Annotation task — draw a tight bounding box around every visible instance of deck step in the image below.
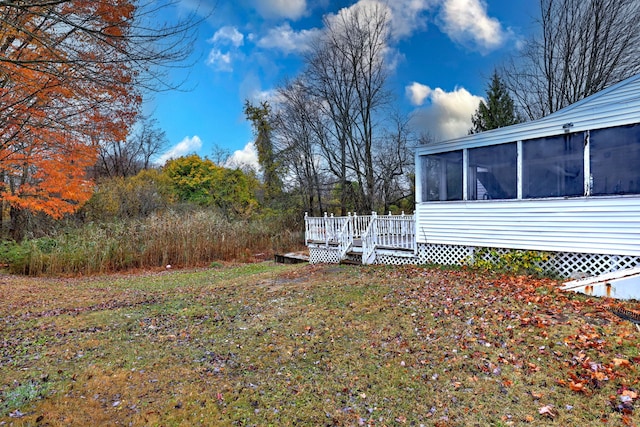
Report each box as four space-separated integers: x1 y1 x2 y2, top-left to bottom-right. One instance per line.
274 252 309 264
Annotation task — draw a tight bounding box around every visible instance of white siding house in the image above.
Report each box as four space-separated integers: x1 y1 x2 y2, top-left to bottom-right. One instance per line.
306 74 640 276
414 73 640 276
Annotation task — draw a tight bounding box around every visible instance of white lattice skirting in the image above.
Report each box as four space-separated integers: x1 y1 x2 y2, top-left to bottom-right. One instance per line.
309 244 640 277
309 247 341 264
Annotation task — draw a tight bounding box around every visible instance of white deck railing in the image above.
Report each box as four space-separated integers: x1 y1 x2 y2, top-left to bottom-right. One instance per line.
352 214 373 238
305 212 416 264
374 214 417 252
305 213 349 245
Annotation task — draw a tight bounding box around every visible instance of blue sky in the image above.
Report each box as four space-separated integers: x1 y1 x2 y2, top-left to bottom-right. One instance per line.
150 0 539 167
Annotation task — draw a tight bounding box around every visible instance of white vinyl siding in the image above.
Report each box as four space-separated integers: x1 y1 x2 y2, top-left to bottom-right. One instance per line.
415 197 640 256
414 74 640 258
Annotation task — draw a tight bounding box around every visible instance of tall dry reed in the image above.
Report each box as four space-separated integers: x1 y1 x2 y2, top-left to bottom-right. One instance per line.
1 210 303 276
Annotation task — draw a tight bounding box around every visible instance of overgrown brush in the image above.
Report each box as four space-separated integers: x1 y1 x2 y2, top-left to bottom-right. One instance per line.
0 210 303 276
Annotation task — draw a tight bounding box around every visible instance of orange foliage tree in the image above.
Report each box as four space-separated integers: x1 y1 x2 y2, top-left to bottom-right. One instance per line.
0 1 196 237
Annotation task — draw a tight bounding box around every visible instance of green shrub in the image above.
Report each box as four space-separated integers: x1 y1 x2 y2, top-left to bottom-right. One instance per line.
466 248 552 277
0 240 30 274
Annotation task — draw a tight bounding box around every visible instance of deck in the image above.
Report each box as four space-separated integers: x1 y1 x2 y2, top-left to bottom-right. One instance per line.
304 212 417 264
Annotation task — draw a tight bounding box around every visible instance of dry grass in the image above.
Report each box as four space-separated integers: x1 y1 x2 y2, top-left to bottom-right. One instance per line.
2 210 304 275
0 263 638 426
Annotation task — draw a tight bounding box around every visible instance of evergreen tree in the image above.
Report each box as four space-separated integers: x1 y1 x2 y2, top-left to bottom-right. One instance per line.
469 71 521 134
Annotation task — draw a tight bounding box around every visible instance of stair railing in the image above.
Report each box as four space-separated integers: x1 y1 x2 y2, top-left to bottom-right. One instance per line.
361 212 378 265
337 214 354 259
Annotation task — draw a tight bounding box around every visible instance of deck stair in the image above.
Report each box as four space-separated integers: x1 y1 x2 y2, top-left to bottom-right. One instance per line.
305 212 416 265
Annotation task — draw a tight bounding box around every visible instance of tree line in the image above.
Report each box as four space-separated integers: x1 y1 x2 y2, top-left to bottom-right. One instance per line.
246 2 416 217
1 0 639 242
0 0 199 238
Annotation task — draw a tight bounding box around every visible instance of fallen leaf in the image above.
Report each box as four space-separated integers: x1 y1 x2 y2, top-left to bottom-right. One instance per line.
569 381 586 393
538 405 557 419
530 391 543 400
613 358 631 367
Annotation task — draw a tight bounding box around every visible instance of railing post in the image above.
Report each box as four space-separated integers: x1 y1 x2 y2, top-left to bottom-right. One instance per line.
413 213 417 254
330 213 334 243
372 211 377 247
324 212 329 246
304 212 308 243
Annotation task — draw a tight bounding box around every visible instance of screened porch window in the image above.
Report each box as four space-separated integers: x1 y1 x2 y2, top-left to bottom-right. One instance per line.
421 150 463 201
522 133 584 198
590 123 640 196
468 143 517 200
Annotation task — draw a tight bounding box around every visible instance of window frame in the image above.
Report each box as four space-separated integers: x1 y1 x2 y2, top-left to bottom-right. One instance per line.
467 142 518 200
420 150 463 202
418 123 640 203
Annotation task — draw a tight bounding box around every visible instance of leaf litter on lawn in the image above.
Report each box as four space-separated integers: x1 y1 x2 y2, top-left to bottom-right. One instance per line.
0 263 638 426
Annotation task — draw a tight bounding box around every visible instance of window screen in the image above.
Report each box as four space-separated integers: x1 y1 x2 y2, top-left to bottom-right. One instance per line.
590 123 640 196
421 151 463 201
522 133 584 198
468 143 517 200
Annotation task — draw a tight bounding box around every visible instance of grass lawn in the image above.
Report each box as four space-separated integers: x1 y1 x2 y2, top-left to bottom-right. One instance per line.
0 263 638 426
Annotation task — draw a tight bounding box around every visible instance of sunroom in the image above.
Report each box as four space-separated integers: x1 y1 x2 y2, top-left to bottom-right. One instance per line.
414 74 640 277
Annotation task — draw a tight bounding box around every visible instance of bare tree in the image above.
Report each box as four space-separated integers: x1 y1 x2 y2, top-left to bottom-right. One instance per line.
95 116 168 178
304 25 355 214
273 78 329 215
503 0 640 119
374 113 415 212
304 2 392 213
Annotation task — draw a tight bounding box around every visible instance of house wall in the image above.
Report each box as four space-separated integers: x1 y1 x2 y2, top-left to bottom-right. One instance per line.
414 74 640 260
415 196 640 256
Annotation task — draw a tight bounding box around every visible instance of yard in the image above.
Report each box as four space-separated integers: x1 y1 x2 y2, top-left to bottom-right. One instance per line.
0 263 638 426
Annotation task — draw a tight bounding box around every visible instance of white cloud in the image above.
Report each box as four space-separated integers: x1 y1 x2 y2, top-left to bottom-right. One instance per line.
254 89 280 104
253 0 308 20
257 23 321 54
326 0 390 35
386 0 438 40
325 0 435 41
407 85 483 141
406 82 432 106
438 0 508 52
206 27 245 72
320 0 509 51
156 135 203 165
226 142 260 172
206 48 233 72
211 26 244 47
